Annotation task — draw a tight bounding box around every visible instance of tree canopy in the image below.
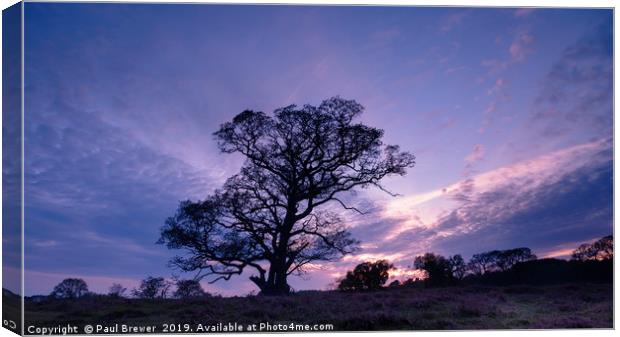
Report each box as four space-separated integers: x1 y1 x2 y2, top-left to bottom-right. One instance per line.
50 278 89 299
132 276 171 299
468 248 536 274
572 235 613 261
414 253 454 286
159 97 415 295
173 279 208 299
337 260 394 291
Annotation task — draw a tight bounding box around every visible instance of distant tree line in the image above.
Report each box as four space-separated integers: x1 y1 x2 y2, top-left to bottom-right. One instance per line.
413 247 537 286
337 235 613 291
571 235 613 261
36 235 613 299
45 276 210 300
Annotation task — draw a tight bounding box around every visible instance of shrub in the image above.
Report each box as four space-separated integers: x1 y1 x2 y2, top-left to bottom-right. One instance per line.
338 260 393 291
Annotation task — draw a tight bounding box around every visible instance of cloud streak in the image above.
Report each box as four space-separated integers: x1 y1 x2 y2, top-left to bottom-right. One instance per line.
531 22 612 142
357 138 612 268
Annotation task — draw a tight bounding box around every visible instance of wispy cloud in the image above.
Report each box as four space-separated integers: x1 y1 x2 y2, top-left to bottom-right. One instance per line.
464 144 485 164
357 138 612 265
531 22 612 141
509 32 535 62
80 231 166 257
439 10 472 32
538 238 600 259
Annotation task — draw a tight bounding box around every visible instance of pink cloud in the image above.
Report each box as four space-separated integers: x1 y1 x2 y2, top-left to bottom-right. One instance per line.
509 33 535 61
465 144 485 164
487 78 507 95
539 237 600 259
485 101 497 114
481 32 536 77
378 138 611 245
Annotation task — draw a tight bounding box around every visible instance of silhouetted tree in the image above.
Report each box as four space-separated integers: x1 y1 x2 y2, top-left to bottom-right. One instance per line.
495 248 537 271
468 252 494 275
414 253 453 286
338 260 394 291
468 248 536 274
448 254 467 280
50 278 89 299
173 279 208 299
572 235 613 261
159 97 415 295
108 283 127 298
132 277 171 299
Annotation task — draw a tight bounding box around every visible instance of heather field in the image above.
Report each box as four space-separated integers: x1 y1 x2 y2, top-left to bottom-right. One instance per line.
23 283 612 332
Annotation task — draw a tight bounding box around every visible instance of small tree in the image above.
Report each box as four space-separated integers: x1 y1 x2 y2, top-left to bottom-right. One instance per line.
448 254 467 280
50 278 89 299
572 235 613 261
414 253 452 286
132 276 171 299
173 279 208 299
468 251 500 275
108 283 127 298
337 260 394 291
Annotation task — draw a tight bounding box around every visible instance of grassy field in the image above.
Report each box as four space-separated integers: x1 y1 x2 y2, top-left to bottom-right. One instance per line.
23 283 612 332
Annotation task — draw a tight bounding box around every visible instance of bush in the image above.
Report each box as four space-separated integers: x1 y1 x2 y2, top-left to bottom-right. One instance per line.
338 260 393 291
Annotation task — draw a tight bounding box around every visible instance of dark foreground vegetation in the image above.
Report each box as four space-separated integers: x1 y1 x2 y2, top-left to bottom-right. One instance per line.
3 289 21 334
23 282 612 331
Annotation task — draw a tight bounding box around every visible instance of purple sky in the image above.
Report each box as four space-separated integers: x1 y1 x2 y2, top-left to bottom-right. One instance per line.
15 4 612 296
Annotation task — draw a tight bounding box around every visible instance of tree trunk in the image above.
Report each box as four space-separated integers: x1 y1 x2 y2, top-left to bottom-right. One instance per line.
249 259 290 296
249 208 295 296
249 272 290 295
